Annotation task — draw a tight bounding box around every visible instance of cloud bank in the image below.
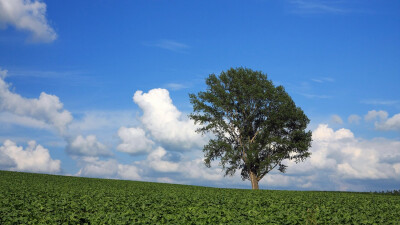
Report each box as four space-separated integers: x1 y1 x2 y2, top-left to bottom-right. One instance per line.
269 124 400 191
0 69 109 159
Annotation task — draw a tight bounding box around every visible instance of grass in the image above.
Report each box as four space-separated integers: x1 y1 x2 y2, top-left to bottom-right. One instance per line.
1 170 399 224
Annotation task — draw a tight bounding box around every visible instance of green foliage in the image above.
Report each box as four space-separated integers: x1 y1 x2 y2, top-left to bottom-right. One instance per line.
189 68 312 187
1 170 400 224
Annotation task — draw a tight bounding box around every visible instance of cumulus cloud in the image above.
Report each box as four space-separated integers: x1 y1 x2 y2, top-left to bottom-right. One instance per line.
0 0 57 42
74 88 216 183
133 88 205 150
178 158 224 181
76 147 209 183
348 114 361 124
139 145 225 182
117 127 154 155
0 150 17 169
282 124 400 191
0 68 113 159
313 124 354 140
261 173 316 189
73 121 400 191
0 139 60 173
331 114 343 124
0 72 73 133
76 157 118 178
117 164 142 180
364 110 388 121
66 135 111 157
76 157 141 180
375 113 400 131
364 110 400 131
146 147 180 173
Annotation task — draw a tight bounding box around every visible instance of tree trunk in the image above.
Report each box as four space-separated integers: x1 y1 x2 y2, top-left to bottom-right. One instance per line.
250 171 259 190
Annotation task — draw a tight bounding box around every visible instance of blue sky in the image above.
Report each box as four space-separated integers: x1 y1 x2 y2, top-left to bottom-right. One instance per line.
0 0 399 191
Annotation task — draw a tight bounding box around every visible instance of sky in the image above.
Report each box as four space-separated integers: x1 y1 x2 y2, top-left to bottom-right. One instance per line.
0 0 399 192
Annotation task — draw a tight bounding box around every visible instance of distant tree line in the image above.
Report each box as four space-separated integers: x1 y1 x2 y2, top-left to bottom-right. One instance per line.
372 189 400 195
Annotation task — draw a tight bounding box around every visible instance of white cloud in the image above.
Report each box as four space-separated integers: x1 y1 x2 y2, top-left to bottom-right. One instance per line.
76 157 141 181
348 114 361 124
178 158 224 181
261 173 314 188
133 146 225 182
0 149 16 169
76 146 222 183
0 74 73 133
76 158 119 178
149 122 400 190
312 124 354 141
66 135 111 157
117 127 154 155
117 164 142 180
364 110 400 131
0 0 57 43
364 110 388 121
0 139 60 173
72 122 400 191
133 88 205 150
286 124 400 184
146 147 179 173
331 114 343 124
375 113 400 131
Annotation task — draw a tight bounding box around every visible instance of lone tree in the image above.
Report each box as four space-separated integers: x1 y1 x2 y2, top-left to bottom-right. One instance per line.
189 68 312 189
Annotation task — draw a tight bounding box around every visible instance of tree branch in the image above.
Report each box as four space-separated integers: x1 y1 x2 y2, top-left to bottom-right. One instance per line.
250 130 260 143
257 162 279 181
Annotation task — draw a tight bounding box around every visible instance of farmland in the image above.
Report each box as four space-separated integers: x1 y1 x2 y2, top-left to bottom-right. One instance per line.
0 170 399 224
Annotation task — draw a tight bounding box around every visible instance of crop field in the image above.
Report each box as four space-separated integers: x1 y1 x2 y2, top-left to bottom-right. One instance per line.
0 170 399 224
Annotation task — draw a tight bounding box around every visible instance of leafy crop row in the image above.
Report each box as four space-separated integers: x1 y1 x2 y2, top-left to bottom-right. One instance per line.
1 170 399 224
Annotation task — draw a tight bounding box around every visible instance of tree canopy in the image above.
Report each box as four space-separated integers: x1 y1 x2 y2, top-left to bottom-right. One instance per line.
189 68 312 189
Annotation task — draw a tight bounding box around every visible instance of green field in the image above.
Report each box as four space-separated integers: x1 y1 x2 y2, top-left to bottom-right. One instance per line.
0 170 399 224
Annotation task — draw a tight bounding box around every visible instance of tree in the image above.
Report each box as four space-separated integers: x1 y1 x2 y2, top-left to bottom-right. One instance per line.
189 68 312 189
